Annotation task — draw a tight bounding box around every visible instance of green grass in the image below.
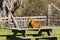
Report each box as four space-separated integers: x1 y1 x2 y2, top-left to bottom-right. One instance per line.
52 27 60 40
0 27 60 40
0 28 13 40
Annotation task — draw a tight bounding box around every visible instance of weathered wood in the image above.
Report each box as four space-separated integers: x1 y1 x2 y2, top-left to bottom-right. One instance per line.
11 13 19 28
3 27 52 37
48 4 52 26
51 3 60 11
0 16 47 28
15 19 46 22
0 16 46 19
15 16 47 19
0 17 9 19
19 36 57 40
20 36 57 39
7 27 52 37
0 35 13 37
48 3 60 25
4 27 52 30
0 17 46 22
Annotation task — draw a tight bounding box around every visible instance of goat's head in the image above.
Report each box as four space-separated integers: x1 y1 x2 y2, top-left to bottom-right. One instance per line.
28 17 33 23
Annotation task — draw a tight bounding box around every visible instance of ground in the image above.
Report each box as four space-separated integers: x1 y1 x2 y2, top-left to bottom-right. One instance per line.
0 26 60 40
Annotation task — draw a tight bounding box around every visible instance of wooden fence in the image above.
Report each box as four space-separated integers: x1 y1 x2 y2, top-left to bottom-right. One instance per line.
0 15 60 28
0 16 47 28
49 15 60 25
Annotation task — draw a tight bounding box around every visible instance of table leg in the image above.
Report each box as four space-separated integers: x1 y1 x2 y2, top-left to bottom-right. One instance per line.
22 30 26 37
47 31 50 36
35 38 39 40
12 30 17 40
38 30 42 36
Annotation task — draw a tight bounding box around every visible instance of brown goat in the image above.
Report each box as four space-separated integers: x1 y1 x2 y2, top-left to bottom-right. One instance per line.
28 18 42 28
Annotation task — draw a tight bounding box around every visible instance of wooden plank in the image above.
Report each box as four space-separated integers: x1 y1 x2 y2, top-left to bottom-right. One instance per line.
0 35 22 37
15 16 47 19
0 16 47 21
0 16 47 20
1 18 46 22
16 19 46 21
51 20 60 22
51 3 60 11
4 27 52 30
0 17 9 19
0 35 13 37
11 13 19 28
19 36 57 39
0 16 46 21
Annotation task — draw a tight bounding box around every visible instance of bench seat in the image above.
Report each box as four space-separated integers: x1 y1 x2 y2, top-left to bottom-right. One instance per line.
19 36 57 40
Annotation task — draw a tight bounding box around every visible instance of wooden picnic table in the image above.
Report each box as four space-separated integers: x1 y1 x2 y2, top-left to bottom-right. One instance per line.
1 27 57 40
4 27 52 37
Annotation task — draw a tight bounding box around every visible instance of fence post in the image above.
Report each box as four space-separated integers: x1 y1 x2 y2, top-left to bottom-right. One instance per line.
47 4 52 26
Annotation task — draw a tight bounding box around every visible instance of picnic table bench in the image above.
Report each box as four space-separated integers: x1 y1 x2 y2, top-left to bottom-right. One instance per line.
0 35 57 40
19 36 57 40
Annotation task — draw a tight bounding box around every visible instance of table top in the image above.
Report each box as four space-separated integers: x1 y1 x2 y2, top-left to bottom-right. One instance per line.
4 27 52 30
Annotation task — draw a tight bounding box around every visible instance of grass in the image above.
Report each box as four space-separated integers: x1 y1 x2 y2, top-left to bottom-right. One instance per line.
0 27 60 40
52 27 60 40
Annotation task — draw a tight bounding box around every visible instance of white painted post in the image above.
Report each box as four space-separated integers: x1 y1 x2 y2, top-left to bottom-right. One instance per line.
48 4 51 26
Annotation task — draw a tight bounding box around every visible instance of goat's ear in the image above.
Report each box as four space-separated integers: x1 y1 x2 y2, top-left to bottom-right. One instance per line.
28 19 30 22
28 17 32 22
28 18 31 22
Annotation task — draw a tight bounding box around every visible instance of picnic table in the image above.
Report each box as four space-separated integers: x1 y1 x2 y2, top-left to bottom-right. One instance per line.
2 27 57 40
10 27 52 37
4 27 52 37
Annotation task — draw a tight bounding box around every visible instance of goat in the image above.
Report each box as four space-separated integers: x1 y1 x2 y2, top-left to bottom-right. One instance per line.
28 18 42 28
